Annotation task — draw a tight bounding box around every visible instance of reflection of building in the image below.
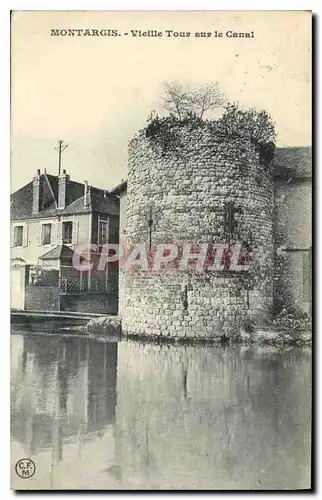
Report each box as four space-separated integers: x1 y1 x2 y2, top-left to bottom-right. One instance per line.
11 335 117 463
10 169 119 312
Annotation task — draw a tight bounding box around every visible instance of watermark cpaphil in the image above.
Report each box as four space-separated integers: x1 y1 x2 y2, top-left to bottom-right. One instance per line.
72 242 252 274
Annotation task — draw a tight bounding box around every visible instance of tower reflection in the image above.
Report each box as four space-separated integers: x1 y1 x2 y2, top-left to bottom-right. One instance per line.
114 342 311 490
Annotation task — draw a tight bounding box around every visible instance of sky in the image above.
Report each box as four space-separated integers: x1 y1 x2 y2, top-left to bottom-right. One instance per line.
11 10 311 193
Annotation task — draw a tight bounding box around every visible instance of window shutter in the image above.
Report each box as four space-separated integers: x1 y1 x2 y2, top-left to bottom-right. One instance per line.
51 222 58 246
37 224 42 246
22 224 28 247
58 221 63 245
72 220 79 245
10 225 14 248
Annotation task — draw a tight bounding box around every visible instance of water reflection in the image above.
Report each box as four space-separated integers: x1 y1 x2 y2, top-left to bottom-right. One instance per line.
115 343 311 490
11 334 117 489
11 333 311 490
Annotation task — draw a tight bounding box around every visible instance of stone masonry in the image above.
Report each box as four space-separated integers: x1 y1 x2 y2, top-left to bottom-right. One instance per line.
121 125 274 338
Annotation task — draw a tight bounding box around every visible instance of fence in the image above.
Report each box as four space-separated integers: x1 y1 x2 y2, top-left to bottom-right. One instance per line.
59 266 118 294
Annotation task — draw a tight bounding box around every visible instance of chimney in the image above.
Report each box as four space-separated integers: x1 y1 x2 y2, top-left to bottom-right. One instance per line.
32 169 43 214
84 181 91 207
58 169 70 209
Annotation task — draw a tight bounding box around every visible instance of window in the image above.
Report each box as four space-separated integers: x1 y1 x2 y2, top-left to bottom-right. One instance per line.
13 226 23 247
225 202 242 236
62 221 73 244
41 223 52 245
98 219 108 246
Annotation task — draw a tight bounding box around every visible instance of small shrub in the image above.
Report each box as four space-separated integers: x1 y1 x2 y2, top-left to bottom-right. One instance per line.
273 307 311 332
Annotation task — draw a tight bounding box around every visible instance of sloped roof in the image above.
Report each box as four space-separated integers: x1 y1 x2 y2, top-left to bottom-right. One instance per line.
39 244 77 261
11 173 119 221
273 147 312 178
10 174 58 220
109 180 127 196
11 181 34 219
39 244 87 262
90 187 120 215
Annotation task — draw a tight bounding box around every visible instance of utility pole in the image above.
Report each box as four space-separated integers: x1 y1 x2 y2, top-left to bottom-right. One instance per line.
54 140 68 176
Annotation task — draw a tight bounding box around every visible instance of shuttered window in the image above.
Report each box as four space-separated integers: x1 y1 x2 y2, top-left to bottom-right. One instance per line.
13 226 23 247
62 221 73 244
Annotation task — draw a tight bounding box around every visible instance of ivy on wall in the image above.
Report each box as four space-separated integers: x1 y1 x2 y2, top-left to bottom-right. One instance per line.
143 104 276 164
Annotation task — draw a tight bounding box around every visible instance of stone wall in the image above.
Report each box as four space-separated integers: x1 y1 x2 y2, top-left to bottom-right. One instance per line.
61 293 118 314
121 125 274 338
274 178 312 249
274 177 312 314
25 284 60 311
25 287 118 314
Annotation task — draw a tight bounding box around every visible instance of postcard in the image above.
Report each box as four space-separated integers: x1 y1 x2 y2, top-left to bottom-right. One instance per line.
11 10 312 490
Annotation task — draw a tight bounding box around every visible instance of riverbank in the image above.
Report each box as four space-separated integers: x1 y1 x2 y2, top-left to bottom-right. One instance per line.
85 316 312 346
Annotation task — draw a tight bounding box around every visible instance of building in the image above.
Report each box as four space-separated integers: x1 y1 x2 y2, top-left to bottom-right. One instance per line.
109 180 127 317
10 145 312 322
273 147 312 315
10 169 120 313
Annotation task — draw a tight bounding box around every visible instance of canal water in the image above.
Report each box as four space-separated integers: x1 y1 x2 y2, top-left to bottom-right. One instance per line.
11 330 311 490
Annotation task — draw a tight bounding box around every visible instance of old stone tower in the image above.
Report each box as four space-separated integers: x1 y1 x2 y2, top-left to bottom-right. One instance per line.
121 118 274 339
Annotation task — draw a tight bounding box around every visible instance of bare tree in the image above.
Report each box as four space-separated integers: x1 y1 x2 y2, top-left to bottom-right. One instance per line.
161 82 190 120
161 81 227 119
191 83 227 119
